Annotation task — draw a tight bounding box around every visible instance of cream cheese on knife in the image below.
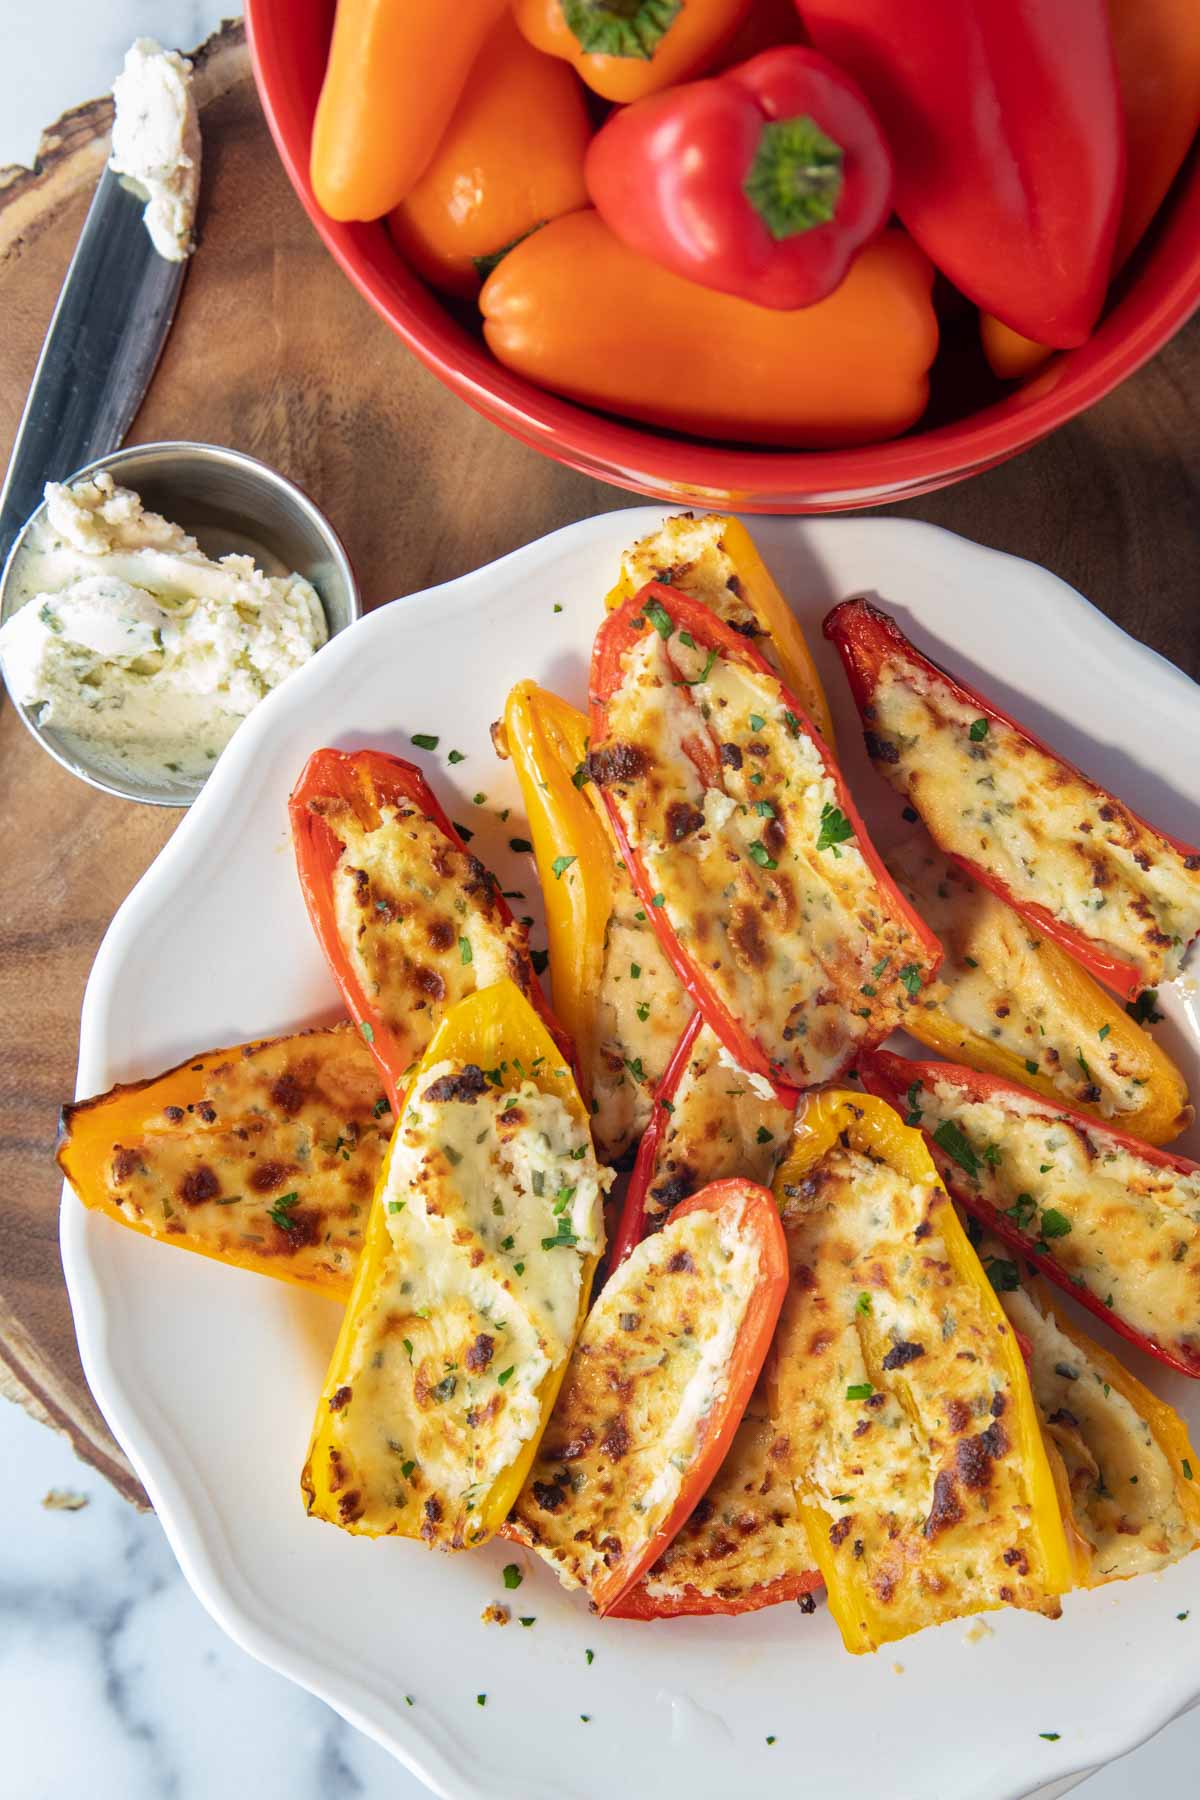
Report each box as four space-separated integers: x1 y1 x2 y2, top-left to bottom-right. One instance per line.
109 37 201 263
0 473 327 785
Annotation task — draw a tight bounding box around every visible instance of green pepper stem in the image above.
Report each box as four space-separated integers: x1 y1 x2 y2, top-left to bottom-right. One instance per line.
561 0 681 60
743 115 845 240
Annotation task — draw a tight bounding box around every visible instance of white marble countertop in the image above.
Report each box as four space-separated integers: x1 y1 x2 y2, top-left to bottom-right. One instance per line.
2 6 1198 1797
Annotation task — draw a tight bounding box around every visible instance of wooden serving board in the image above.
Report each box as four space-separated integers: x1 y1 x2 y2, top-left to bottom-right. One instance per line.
1 22 1197 1506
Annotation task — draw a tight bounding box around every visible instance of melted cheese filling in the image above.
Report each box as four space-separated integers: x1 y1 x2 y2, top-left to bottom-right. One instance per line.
615 515 781 673
514 1201 760 1594
330 802 529 1064
591 887 695 1165
773 1146 1056 1641
915 1081 1200 1362
999 1283 1198 1580
869 660 1200 987
598 628 930 1084
97 1027 388 1286
642 1023 792 1225
317 1065 606 1548
638 1388 811 1601
889 835 1162 1120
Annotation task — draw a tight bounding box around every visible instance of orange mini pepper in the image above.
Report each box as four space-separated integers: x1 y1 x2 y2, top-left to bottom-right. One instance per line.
513 0 751 103
388 14 592 300
480 211 937 447
310 0 506 222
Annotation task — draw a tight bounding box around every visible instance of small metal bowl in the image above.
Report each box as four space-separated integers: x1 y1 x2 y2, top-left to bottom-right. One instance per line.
0 441 360 807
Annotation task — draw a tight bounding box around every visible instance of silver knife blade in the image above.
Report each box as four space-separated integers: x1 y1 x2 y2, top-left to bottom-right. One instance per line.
0 163 187 569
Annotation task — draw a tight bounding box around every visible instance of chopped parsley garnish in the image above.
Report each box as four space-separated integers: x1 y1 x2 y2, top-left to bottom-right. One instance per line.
448 749 466 764
372 1095 389 1117
682 648 719 685
502 1564 523 1590
784 710 801 738
1098 1023 1111 1040
872 957 890 978
624 1056 646 1081
856 1292 872 1315
572 760 590 789
630 961 641 979
410 732 439 751
748 839 778 870
679 630 695 648
644 597 674 639
509 836 533 854
403 1339 414 1361
531 949 549 975
816 803 853 856
968 717 989 742
1038 1732 1060 1742
932 1119 980 1178
749 713 766 731
359 1020 375 1044
636 1001 650 1022
766 1736 776 1747
898 963 922 996
846 1382 874 1401
497 1366 514 1387
1076 1046 1091 1082
477 1694 487 1708
1039 1208 1072 1240
1184 1459 1194 1481
519 1616 535 1628
585 1648 594 1665
387 1200 405 1215
473 792 486 805
1126 988 1163 1026
1005 1193 1036 1231
756 1126 774 1144
831 1494 854 1504
431 1375 457 1403
984 1257 1021 1293
651 892 665 907
459 935 473 965
1025 1059 1039 1076
267 1192 301 1231
551 854 577 879
541 1219 580 1251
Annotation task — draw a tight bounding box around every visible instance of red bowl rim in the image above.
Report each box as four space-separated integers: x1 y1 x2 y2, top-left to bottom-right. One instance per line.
244 0 1200 507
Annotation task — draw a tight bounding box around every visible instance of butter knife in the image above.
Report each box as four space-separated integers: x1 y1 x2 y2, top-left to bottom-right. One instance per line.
0 163 187 569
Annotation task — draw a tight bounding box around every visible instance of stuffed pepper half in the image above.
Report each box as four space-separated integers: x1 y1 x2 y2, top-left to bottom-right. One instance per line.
58 1026 389 1297
886 832 1191 1145
302 980 609 1549
825 598 1200 1002
976 1241 1200 1587
499 682 693 1163
768 1089 1071 1653
589 587 941 1091
864 1050 1200 1380
509 1176 788 1613
289 747 559 1111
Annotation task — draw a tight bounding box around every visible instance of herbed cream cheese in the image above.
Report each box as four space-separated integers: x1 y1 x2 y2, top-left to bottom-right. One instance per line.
0 473 326 785
110 37 201 262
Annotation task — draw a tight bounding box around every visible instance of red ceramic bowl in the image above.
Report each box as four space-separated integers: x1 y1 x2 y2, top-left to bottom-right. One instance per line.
245 0 1200 513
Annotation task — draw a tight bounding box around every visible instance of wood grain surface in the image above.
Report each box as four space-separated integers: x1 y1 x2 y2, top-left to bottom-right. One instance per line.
0 22 1197 1505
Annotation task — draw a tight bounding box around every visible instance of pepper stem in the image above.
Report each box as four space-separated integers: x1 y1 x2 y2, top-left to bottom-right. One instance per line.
561 0 682 60
743 115 845 240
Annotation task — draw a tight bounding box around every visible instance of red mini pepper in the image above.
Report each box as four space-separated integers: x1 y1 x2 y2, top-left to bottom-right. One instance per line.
862 1048 1200 1381
584 46 893 309
288 748 565 1110
590 585 942 1092
824 597 1200 1003
796 0 1125 347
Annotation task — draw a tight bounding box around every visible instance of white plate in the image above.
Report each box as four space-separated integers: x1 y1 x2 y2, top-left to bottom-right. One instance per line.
62 510 1200 1800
